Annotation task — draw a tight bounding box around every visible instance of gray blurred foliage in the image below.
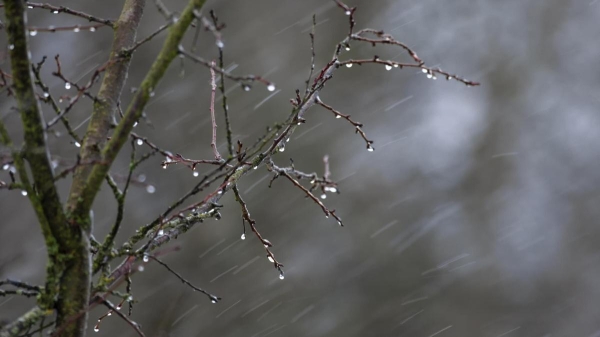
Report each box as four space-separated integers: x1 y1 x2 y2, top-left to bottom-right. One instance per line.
1 0 600 336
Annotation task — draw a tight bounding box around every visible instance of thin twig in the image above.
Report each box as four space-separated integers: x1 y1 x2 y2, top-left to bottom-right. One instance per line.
209 60 222 161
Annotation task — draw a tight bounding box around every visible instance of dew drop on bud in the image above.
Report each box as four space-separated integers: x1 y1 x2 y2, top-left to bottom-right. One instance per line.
73 27 80 33
267 84 276 92
21 190 28 196
320 194 327 199
193 171 199 177
65 82 71 90
74 141 81 148
146 185 156 194
385 65 393 71
267 256 275 263
136 139 143 146
241 233 246 240
345 63 353 68
143 255 149 262
29 30 38 36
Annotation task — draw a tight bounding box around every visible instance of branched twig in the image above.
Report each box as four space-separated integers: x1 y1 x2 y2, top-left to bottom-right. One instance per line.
315 97 373 151
14 2 114 27
95 299 145 337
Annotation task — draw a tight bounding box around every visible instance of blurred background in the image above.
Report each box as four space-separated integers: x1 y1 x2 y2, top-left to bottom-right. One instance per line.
2 0 600 336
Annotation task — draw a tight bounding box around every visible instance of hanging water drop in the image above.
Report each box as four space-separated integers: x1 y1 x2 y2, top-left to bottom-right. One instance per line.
52 10 59 14
136 139 143 146
336 115 342 119
345 46 351 51
133 121 138 127
367 145 374 152
89 26 96 32
393 64 399 68
216 40 224 49
2 164 10 171
345 10 351 15
211 299 217 304
43 92 50 98
385 65 393 71
8 44 14 50
146 185 156 194
279 272 285 280
253 166 258 170
193 171 199 177
137 265 144 272
242 84 251 91
74 141 81 148
65 82 71 90
241 233 246 240
142 255 149 262
73 27 80 33
320 194 327 199
345 63 353 68
158 229 164 236
93 326 99 332
421 68 428 73
21 190 28 196
267 83 276 92
29 30 38 36
278 144 285 152
426 73 433 79
267 256 275 263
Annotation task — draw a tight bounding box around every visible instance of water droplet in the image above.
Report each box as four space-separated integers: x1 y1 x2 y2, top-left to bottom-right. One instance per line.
74 141 81 148
28 5 33 9
52 10 59 14
345 63 353 68
2 164 10 170
421 68 428 73
8 44 14 50
89 27 96 32
158 229 164 236
337 221 342 226
65 82 71 90
279 273 285 280
267 256 275 263
335 115 341 119
149 91 155 97
146 185 155 193
21 190 28 196
162 163 168 169
242 84 251 91
278 145 285 152
193 171 199 177
137 265 144 272
253 166 258 170
426 73 433 79
325 214 329 218
29 30 38 36
393 64 399 68
345 10 351 15
367 145 374 152
446 76 453 81
94 326 100 332
133 121 138 127
241 233 246 240
138 174 146 182
267 84 276 92
143 255 149 262
216 40 224 48
385 65 393 71
320 194 327 199
136 139 143 146
345 46 351 51
326 187 337 193
107 312 112 316
43 92 49 98
211 299 217 304
73 27 80 33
